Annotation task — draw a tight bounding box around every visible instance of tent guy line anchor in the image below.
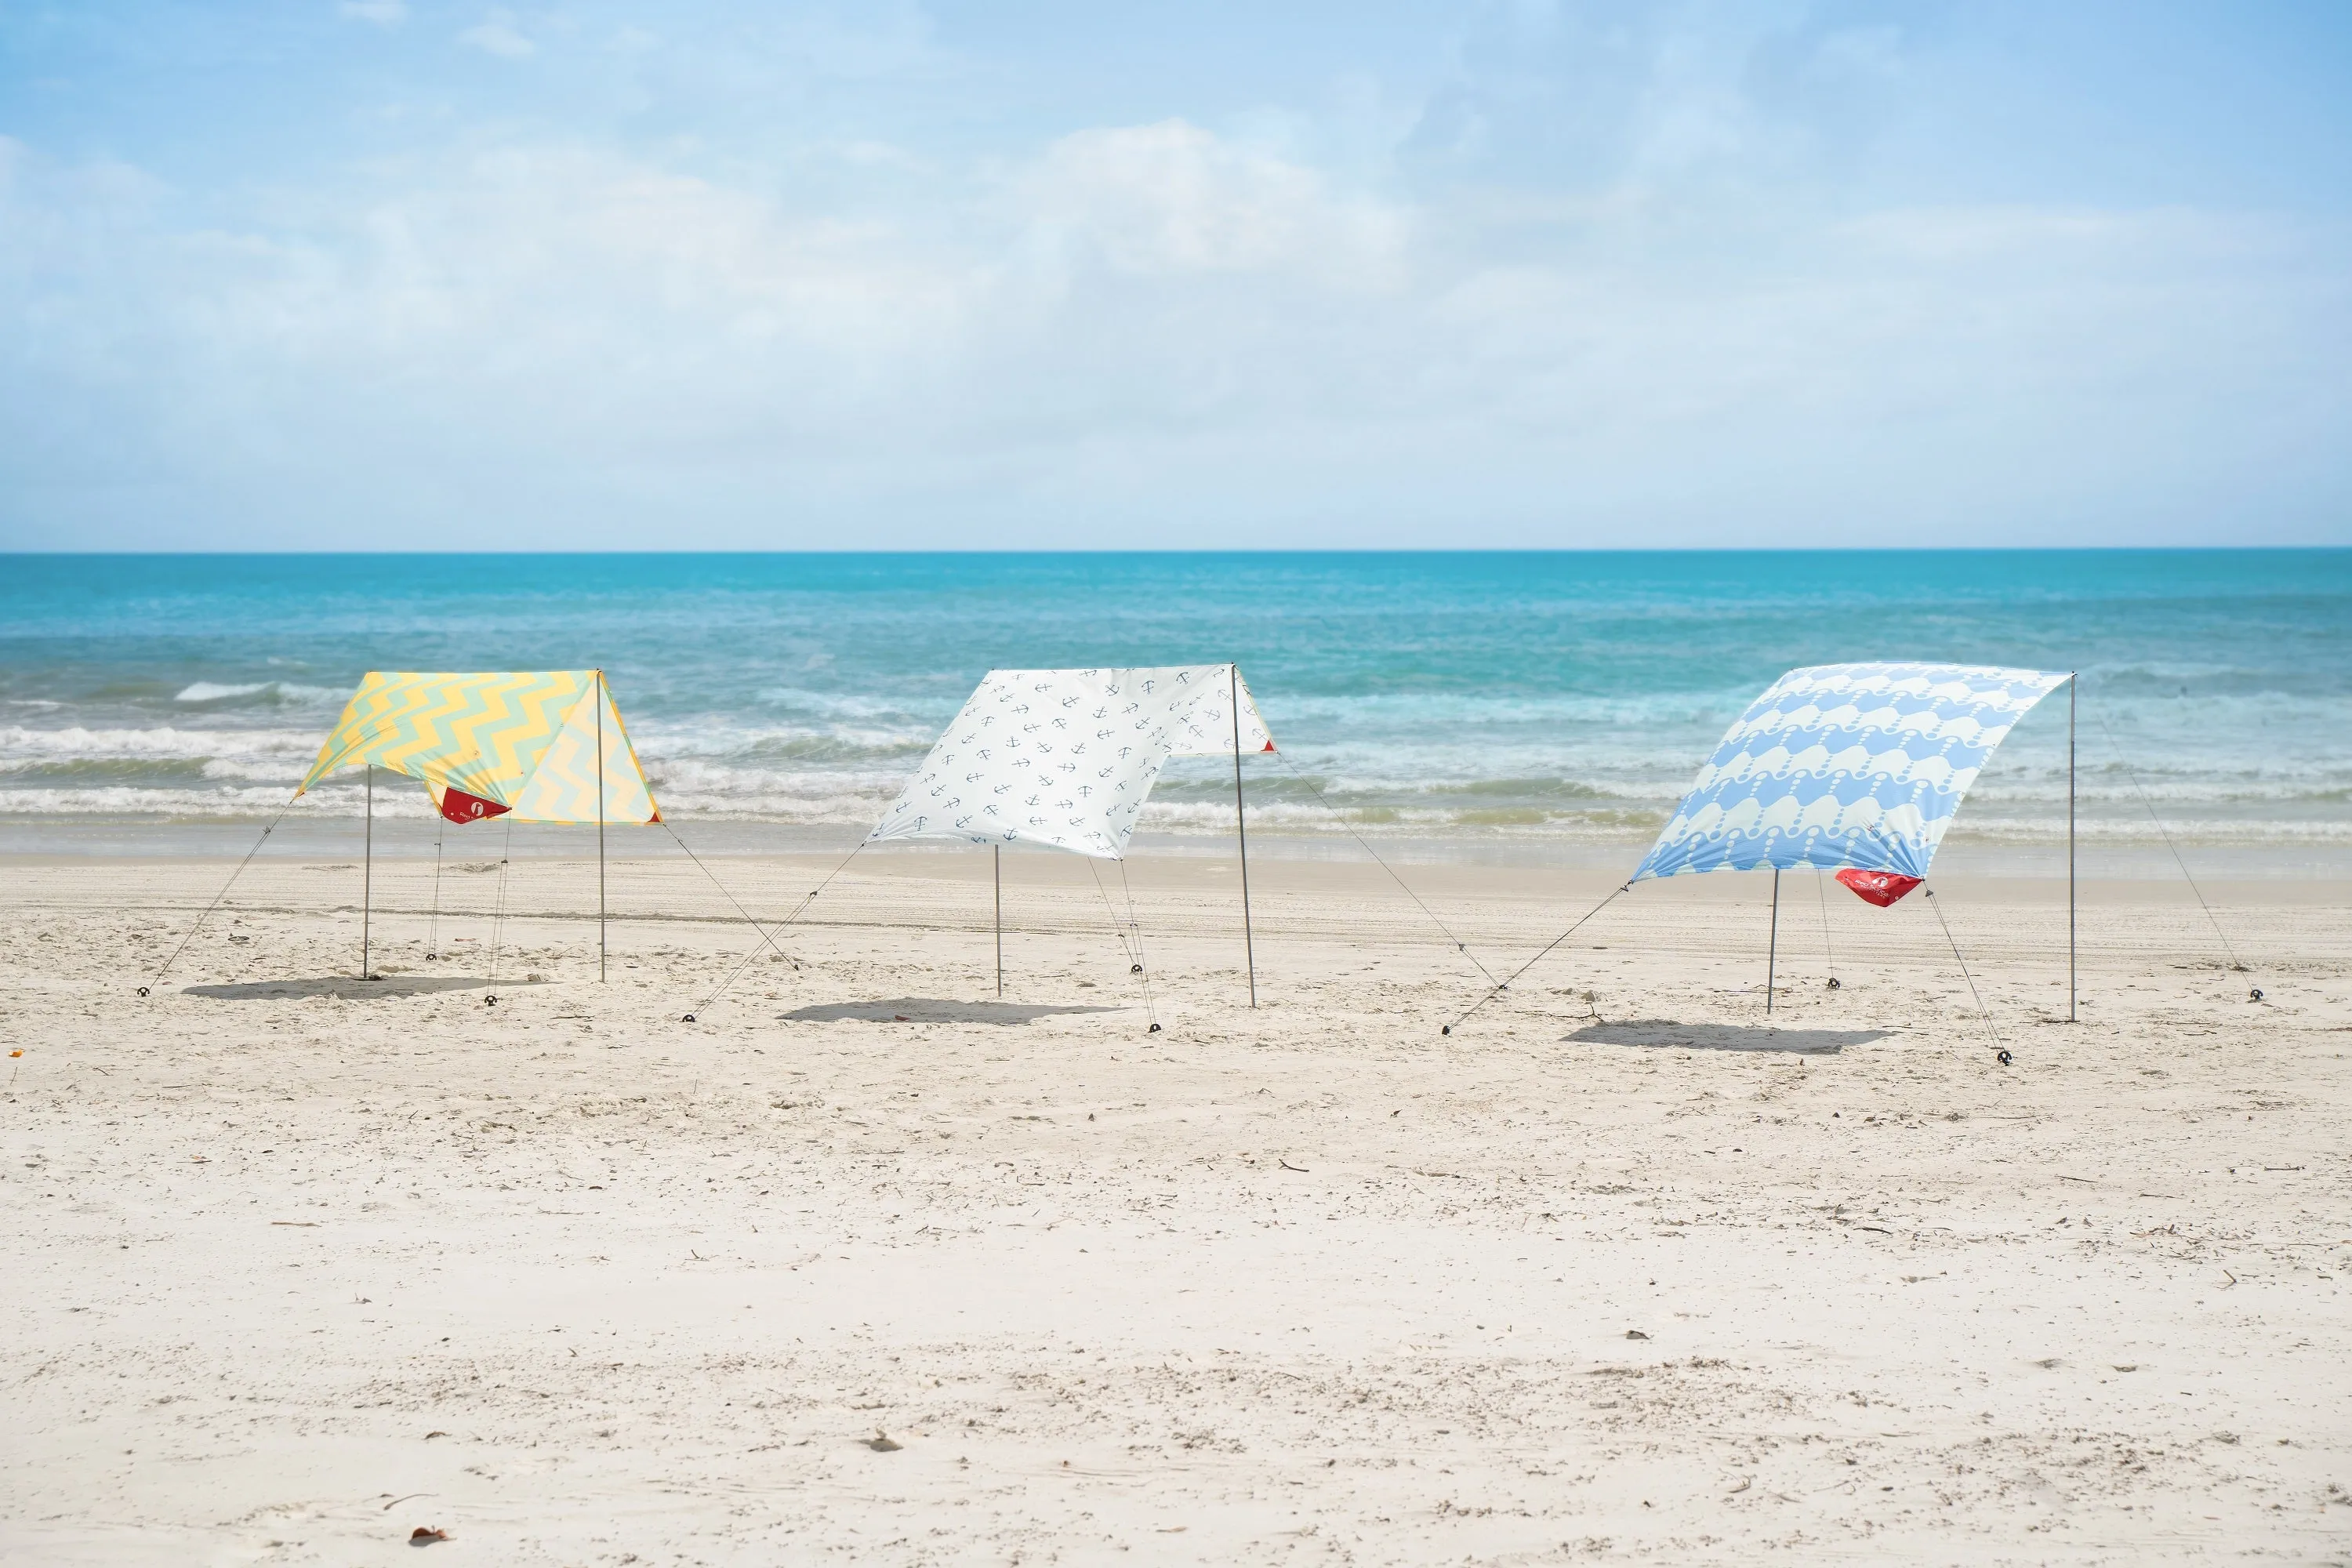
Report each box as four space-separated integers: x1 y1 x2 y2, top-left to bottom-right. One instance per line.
683 840 870 1022
140 789 302 996
1817 869 1839 989
144 702 423 995
1924 886 2009 1066
1270 747 1502 989
1085 857 1160 1033
1441 882 1630 1036
1116 857 1163 1033
660 821 806 975
2096 708 2261 1001
483 818 514 1007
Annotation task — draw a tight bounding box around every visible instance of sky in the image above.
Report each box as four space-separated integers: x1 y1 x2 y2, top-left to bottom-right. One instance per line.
2 1 2349 550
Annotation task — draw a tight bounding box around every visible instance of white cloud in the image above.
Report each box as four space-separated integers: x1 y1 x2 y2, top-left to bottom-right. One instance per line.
1022 120 1404 285
0 118 2345 549
459 9 535 59
339 0 407 24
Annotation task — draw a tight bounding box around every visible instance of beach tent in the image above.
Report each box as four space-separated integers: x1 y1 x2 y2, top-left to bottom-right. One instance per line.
1446 661 2078 1060
867 665 1276 1004
1632 660 2074 1047
299 670 659 982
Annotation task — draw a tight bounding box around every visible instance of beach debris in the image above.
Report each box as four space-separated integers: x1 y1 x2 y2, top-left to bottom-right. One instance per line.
866 1430 902 1452
1624 1330 1650 1340
1279 1159 1308 1172
1727 1476 1752 1495
408 1526 449 1544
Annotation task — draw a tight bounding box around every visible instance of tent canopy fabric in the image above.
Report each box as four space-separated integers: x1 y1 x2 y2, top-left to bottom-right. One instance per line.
868 665 1275 859
1632 661 2066 883
299 670 659 826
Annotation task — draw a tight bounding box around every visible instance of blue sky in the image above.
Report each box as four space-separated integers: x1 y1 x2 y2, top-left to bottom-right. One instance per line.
2 1 2348 550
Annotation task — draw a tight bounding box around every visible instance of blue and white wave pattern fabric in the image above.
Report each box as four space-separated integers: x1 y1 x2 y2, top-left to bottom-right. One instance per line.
1632 662 2067 883
867 666 1275 859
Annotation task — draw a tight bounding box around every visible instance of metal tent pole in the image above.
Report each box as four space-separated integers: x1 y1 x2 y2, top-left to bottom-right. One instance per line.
1765 865 1780 1016
1231 663 1257 1009
993 845 1003 998
597 670 608 983
2069 671 2078 1023
361 764 373 980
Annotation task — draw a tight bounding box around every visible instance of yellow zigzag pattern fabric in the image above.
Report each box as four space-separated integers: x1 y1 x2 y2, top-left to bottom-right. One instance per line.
299 671 659 825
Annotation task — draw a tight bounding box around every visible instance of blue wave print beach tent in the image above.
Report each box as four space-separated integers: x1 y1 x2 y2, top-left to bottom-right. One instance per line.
1636 660 2074 1054
1448 661 2078 1063
1632 662 2069 885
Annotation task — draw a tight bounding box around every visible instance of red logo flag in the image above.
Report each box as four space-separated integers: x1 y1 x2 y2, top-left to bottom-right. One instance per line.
1835 869 1922 907
438 786 512 825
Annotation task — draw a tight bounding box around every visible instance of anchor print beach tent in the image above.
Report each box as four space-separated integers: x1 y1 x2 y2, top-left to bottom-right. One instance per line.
867 665 1276 1008
868 666 1273 859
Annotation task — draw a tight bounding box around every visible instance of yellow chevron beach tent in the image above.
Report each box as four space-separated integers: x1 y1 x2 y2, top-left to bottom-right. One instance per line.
299 670 657 825
145 670 789 1001
299 671 657 983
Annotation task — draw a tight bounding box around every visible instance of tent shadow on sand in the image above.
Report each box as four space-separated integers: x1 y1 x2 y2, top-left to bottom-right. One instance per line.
1568 1020 1893 1055
184 976 528 1001
782 997 1127 1027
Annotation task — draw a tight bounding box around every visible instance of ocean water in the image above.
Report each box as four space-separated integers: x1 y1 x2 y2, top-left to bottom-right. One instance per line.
2 551 2347 859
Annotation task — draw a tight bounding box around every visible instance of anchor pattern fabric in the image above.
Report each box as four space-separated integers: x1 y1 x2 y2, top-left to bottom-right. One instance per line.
1633 661 2066 883
300 670 659 825
868 666 1276 859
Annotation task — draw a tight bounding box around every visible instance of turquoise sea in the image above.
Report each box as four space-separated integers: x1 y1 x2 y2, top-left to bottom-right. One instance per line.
2 551 2347 859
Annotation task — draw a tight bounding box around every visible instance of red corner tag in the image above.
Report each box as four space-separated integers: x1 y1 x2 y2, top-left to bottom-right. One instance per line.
439 786 512 824
1836 869 1922 907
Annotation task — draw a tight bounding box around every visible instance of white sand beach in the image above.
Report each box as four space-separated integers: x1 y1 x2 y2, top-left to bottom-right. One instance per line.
2 848 2349 1564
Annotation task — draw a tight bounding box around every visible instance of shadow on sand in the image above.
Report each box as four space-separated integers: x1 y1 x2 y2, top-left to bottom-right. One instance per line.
782 996 1128 1027
1567 1019 1892 1055
183 975 525 1001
